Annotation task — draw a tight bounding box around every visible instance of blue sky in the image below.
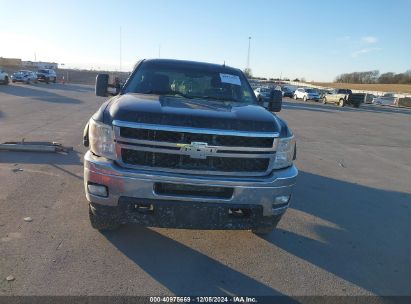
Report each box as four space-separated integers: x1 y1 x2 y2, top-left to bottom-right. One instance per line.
1 0 410 81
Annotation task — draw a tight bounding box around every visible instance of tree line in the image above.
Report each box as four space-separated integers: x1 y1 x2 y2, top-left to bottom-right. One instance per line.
335 70 411 84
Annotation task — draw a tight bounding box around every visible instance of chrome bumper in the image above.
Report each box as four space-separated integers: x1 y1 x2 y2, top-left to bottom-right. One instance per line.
84 151 298 217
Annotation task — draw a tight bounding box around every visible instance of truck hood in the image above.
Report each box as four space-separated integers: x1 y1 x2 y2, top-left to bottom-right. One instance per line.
103 93 281 133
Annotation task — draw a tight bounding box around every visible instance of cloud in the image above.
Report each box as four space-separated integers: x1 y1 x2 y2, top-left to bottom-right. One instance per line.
362 36 378 44
351 47 382 58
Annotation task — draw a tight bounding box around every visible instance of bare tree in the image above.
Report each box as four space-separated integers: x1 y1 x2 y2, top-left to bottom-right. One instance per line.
243 68 253 78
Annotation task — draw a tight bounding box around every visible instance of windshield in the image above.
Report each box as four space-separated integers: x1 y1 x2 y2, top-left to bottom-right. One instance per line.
306 89 316 93
124 61 256 104
38 69 48 73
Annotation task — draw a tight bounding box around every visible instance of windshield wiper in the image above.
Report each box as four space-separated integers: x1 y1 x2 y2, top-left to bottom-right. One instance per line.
142 90 193 99
193 96 239 103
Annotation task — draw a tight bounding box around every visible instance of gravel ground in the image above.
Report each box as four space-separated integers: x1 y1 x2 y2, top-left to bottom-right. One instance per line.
0 83 410 297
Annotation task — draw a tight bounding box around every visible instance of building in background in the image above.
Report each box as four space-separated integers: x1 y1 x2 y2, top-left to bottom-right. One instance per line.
0 57 22 67
22 61 58 70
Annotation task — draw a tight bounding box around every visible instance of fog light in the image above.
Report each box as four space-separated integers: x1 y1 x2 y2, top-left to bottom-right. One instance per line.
87 183 108 197
273 195 290 207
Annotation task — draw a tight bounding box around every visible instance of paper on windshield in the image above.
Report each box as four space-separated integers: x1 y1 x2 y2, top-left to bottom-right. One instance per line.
220 73 241 86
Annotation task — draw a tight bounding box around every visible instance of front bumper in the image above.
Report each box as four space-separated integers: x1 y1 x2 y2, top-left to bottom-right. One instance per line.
84 151 298 229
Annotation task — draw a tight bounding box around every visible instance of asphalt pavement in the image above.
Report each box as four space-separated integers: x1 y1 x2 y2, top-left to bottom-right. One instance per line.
0 83 410 297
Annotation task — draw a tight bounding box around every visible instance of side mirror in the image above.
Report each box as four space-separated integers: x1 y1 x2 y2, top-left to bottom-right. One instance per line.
95 74 109 97
268 89 282 112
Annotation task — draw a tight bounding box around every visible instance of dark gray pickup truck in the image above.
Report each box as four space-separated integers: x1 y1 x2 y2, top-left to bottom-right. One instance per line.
83 59 298 235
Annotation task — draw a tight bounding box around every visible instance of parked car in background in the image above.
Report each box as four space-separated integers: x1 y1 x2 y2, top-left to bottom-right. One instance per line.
0 68 9 85
315 89 328 102
281 86 295 98
372 93 399 106
364 93 376 104
254 87 272 102
37 69 57 83
323 89 352 107
323 88 362 108
11 70 38 84
293 88 320 101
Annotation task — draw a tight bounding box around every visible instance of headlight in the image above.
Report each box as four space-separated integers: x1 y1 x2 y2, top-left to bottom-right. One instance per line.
272 136 296 169
88 119 116 160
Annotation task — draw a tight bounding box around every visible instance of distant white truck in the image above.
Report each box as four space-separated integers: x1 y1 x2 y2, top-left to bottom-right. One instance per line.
372 93 399 106
0 68 9 85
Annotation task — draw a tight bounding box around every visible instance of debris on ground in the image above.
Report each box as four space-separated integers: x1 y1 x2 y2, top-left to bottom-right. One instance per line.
0 140 73 153
12 168 24 173
6 275 15 282
23 217 33 222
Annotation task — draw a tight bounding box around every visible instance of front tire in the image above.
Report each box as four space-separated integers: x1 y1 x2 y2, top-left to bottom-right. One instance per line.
45 77 50 84
4 76 9 85
339 99 345 107
322 97 327 104
89 204 120 231
293 94 297 100
303 96 307 102
53 77 56 83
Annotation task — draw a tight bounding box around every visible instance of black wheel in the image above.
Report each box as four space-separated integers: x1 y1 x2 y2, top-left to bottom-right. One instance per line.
25 79 30 84
45 77 49 84
338 98 345 107
293 94 297 100
4 76 9 85
53 77 57 83
89 204 120 231
252 226 275 236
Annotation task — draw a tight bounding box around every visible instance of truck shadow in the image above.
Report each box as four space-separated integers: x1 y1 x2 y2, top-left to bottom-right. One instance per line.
103 227 297 299
0 84 82 104
103 170 411 296
262 171 411 295
0 149 82 165
0 149 83 180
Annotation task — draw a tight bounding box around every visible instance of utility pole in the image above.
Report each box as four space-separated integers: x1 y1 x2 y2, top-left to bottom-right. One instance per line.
247 36 251 69
120 27 122 72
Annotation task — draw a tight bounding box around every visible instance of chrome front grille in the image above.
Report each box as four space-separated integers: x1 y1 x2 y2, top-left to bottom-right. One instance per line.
113 120 278 177
119 127 274 148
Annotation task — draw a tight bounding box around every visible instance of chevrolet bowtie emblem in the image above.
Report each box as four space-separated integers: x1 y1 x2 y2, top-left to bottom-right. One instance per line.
177 142 217 159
